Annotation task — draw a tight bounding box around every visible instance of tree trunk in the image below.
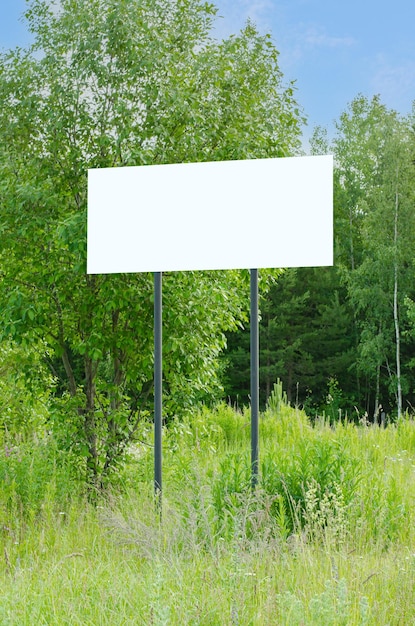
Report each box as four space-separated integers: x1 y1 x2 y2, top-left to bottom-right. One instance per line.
374 361 380 424
61 346 77 398
393 183 402 419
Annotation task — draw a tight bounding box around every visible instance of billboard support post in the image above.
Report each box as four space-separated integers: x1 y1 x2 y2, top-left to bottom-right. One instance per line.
250 269 259 488
154 271 163 510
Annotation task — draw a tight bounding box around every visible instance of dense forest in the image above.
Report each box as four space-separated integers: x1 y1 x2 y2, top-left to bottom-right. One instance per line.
224 98 415 422
0 0 414 486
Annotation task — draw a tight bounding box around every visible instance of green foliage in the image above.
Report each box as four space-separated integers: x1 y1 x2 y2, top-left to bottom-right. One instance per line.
224 266 359 414
191 405 362 540
262 432 361 536
224 95 415 421
0 0 303 485
0 341 52 438
317 377 346 423
278 579 370 626
333 96 415 417
1 406 415 622
0 435 81 527
266 377 288 414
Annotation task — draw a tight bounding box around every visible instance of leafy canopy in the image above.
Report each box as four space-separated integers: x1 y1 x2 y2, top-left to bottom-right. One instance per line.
0 0 303 483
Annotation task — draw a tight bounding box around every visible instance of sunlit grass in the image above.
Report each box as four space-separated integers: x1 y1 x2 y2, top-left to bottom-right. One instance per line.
1 405 415 624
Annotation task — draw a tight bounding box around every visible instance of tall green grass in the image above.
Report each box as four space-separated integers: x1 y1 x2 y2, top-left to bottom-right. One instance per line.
1 404 415 623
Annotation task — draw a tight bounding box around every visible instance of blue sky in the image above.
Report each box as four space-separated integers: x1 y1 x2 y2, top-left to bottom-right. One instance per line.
214 0 415 136
1 0 414 139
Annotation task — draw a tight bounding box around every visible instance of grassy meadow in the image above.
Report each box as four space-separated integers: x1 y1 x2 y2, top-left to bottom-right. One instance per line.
1 402 415 624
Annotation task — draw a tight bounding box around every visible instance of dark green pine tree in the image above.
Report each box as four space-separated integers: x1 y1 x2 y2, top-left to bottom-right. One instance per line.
222 267 357 416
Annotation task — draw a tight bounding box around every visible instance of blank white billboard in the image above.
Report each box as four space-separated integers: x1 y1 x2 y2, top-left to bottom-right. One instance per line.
87 155 333 274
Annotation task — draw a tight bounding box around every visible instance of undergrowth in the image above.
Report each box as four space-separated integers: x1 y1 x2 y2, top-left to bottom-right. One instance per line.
1 403 415 623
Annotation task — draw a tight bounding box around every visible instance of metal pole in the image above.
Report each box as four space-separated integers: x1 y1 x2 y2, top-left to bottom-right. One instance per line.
154 271 162 508
250 268 259 488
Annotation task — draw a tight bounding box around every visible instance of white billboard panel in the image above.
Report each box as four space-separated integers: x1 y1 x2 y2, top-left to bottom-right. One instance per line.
87 155 333 274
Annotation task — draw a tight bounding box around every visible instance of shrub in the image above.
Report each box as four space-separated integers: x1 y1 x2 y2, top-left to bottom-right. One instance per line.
0 434 82 525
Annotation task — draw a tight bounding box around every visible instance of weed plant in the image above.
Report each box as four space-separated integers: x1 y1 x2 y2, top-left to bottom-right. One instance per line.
0 434 82 532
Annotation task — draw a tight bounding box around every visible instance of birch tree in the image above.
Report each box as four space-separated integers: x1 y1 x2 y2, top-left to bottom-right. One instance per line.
334 96 415 417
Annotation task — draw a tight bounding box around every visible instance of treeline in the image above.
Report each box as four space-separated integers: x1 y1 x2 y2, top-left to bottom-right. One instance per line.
224 96 415 421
